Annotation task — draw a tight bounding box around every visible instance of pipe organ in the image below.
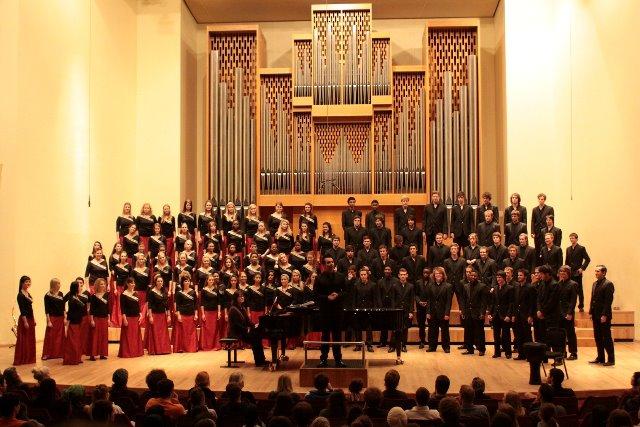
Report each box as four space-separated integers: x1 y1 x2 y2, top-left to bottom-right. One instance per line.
206 7 481 206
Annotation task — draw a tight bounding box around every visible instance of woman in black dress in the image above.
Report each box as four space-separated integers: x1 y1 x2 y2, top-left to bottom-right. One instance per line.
174 222 192 263
299 203 318 238
149 222 167 262
88 278 110 360
196 256 216 291
118 278 144 358
296 222 314 254
85 247 109 291
253 221 271 257
275 219 294 254
197 200 216 256
226 220 245 255
244 204 261 250
145 274 172 355
316 222 335 259
200 273 222 351
173 274 199 353
267 202 285 235
122 224 140 264
289 241 307 272
221 202 239 234
110 251 131 327
227 291 267 367
178 199 197 237
131 254 151 324
42 278 65 361
160 204 176 263
136 203 157 252
14 276 36 365
116 202 135 242
63 281 85 365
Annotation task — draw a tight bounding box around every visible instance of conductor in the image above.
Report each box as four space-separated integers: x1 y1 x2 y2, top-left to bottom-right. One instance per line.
315 255 347 368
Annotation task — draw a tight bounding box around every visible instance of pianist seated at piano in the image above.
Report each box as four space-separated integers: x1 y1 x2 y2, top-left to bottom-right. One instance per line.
227 291 268 367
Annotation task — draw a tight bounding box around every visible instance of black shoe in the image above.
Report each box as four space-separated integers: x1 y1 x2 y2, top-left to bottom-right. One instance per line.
419 343 425 349
603 361 615 366
317 360 328 368
444 348 450 354
388 347 396 353
458 345 466 350
100 356 108 360
335 360 347 368
89 356 96 361
402 345 408 353
367 345 374 352
462 350 474 355
426 348 436 352
492 354 501 358
478 351 485 356
589 359 604 364
567 354 578 360
515 355 527 360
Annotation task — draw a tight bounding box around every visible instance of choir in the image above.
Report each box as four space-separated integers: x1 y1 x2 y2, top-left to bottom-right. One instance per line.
14 191 614 369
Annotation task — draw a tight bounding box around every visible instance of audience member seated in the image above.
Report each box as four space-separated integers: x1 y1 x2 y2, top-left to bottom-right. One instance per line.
472 377 492 401
405 387 440 420
529 384 566 419
305 374 332 403
140 369 168 408
490 411 513 427
292 402 315 427
30 367 51 392
244 403 266 427
347 378 365 403
268 415 294 427
429 375 450 409
537 403 558 427
459 385 490 422
270 393 295 419
177 387 217 427
109 368 140 409
218 383 249 422
268 374 301 404
30 378 60 410
502 391 525 417
2 368 31 401
319 390 348 419
606 409 633 427
145 379 186 421
438 397 462 427
383 370 409 401
495 403 517 426
310 416 330 427
362 388 386 419
91 399 124 425
347 405 364 425
619 371 640 418
0 393 28 427
387 407 409 427
188 371 217 410
547 368 575 397
84 384 125 420
62 384 87 420
221 372 256 404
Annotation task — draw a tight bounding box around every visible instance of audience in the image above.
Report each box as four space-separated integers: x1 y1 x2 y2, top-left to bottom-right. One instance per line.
429 375 450 409
362 387 386 419
319 390 348 419
218 383 248 421
109 368 140 409
547 368 575 397
291 402 315 427
459 385 490 422
383 370 408 400
503 391 525 417
405 387 440 420
495 403 517 426
270 393 295 418
0 393 24 427
472 377 492 401
347 379 365 402
177 387 216 426
386 407 408 427
491 411 514 427
30 378 59 410
268 415 294 427
305 374 331 402
606 409 633 427
438 397 462 427
222 372 256 404
145 379 186 421
310 416 330 427
268 374 300 404
351 415 373 427
140 369 168 408
537 403 558 427
83 384 125 420
2 368 31 400
619 372 640 418
189 372 217 409
530 384 567 419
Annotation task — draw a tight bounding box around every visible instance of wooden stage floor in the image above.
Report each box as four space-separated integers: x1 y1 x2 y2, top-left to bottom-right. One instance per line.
1 342 636 396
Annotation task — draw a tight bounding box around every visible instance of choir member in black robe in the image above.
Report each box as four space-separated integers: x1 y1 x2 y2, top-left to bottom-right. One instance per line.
401 244 427 284
299 203 319 238
394 269 415 355
463 233 481 271
423 192 447 249
370 215 392 250
116 202 136 241
444 244 467 304
122 224 140 264
531 193 554 255
275 220 294 254
394 196 415 237
345 216 366 254
488 271 514 358
476 210 500 247
197 200 216 252
301 253 320 283
589 265 615 366
535 265 562 343
42 278 65 360
148 222 167 261
173 274 198 353
245 253 264 284
415 267 432 349
488 233 508 270
326 236 346 265
540 215 562 249
317 222 336 259
146 274 172 355
63 281 85 365
221 202 239 234
341 197 362 233
337 245 357 275
476 192 500 231
538 233 563 275
371 245 398 282
226 220 246 254
267 202 285 236
159 204 176 262
244 204 261 248
390 235 409 264
513 268 536 360
88 278 110 360
504 193 527 231
85 248 109 288
477 247 497 286
178 199 197 237
565 233 590 311
356 236 379 270
296 222 314 253
450 192 474 249
351 269 377 352
518 234 537 274
365 199 385 230
557 266 578 360
118 278 144 358
254 221 272 257
174 223 192 260
14 276 36 365
504 210 527 247
428 233 450 268
426 267 453 353
503 245 524 272
460 268 488 356
136 203 157 252
377 266 400 350
131 254 151 322
401 216 424 256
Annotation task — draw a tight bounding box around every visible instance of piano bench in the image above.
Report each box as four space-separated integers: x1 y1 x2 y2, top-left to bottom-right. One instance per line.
220 338 245 368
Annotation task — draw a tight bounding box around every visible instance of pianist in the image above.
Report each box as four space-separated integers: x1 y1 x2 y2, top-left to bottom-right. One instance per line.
227 291 267 367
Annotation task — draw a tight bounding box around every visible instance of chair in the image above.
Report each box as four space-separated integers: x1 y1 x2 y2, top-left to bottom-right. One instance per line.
543 327 569 379
552 397 579 415
220 337 245 368
578 395 619 419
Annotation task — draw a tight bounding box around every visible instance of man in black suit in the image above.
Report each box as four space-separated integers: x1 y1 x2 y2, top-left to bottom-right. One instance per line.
538 233 563 275
327 236 346 264
415 267 432 349
557 266 578 360
589 265 615 366
401 244 427 284
488 232 508 269
345 215 366 254
394 268 415 354
464 233 481 270
428 233 450 268
376 265 400 350
394 195 415 236
342 197 362 233
461 268 488 356
450 191 474 248
488 271 514 358
371 245 397 282
365 199 385 230
356 235 379 269
337 245 357 275
315 256 347 368
512 268 536 360
426 267 453 353
444 244 467 304
476 247 497 286
503 245 524 272
518 233 537 274
370 215 392 250
389 235 409 264
400 216 424 256
423 191 448 248
352 268 377 352
535 264 561 343
531 193 554 255
504 210 527 247
477 210 500 247
476 192 500 230
540 215 562 248
565 233 590 312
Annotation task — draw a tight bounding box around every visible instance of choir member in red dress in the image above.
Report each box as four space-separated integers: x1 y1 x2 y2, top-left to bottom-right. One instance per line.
42 278 65 360
136 203 157 252
131 254 151 325
183 240 198 269
221 202 239 234
88 278 110 361
300 203 319 240
108 243 124 310
195 256 215 291
220 274 240 338
14 276 36 365
145 274 172 355
174 222 191 263
85 247 109 292
173 274 198 353
149 222 167 262
199 273 222 351
253 221 271 257
244 204 261 250
118 278 144 358
296 222 314 253
275 219 294 254
226 220 246 255
116 202 135 242
268 202 285 235
63 281 85 365
89 241 103 260
178 199 197 238
160 204 176 262
123 224 140 264
197 200 216 257
110 251 130 327
245 253 263 284
76 277 92 356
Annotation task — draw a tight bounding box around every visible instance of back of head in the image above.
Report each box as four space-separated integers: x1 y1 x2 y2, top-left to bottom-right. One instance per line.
459 385 475 405
539 403 557 425
314 373 330 391
349 378 364 395
226 383 242 402
364 387 383 409
268 415 294 427
91 400 114 422
244 403 259 426
229 371 245 388
291 401 314 427
328 390 347 411
145 369 168 394
310 416 331 427
435 375 450 395
189 387 205 407
538 384 554 403
415 387 430 407
0 393 20 418
607 409 633 427
38 378 58 400
277 374 294 394
496 404 516 424
351 415 373 427
384 369 401 391
112 368 129 388
548 368 564 387
93 384 109 402
157 379 174 399
195 371 210 387
503 391 521 412
273 392 294 416
590 405 609 426
2 368 19 388
387 407 408 427
472 377 486 395
438 397 461 425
